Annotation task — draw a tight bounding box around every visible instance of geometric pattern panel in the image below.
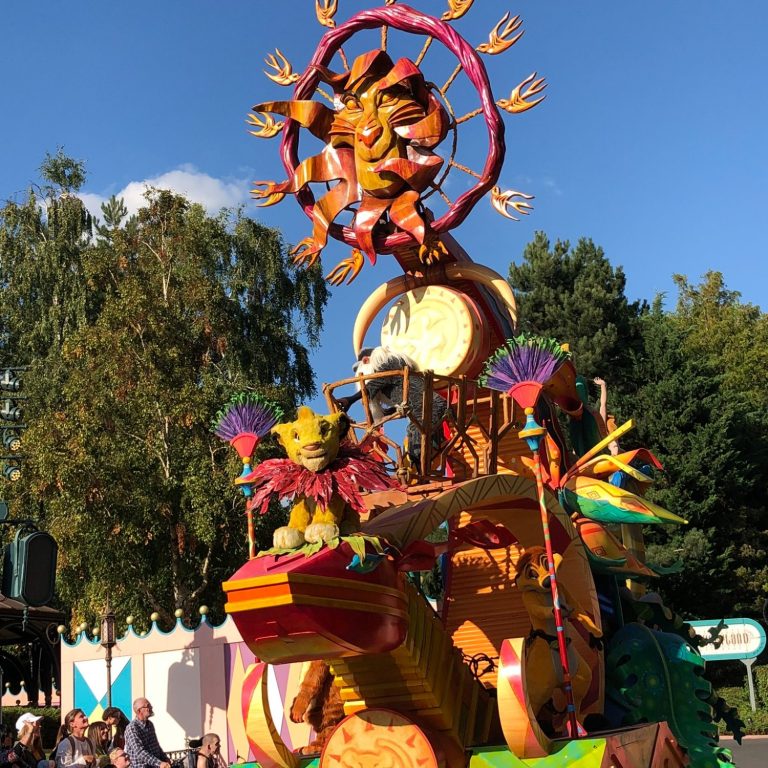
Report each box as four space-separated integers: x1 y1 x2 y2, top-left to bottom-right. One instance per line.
74 657 132 722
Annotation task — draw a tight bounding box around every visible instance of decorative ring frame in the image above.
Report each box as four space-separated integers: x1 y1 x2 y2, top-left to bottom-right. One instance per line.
282 4 506 255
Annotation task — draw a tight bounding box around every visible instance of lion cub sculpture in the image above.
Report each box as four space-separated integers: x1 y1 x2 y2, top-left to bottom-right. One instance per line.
239 406 398 550
514 546 602 730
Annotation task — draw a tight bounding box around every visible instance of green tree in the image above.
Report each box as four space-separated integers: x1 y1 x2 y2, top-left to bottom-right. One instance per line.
509 231 645 388
1 162 328 629
628 298 768 619
0 150 92 361
673 271 768 411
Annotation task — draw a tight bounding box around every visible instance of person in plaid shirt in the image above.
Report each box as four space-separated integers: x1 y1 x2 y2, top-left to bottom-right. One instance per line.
124 700 170 768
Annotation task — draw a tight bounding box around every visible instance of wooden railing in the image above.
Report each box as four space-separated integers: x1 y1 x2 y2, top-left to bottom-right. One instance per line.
323 368 527 490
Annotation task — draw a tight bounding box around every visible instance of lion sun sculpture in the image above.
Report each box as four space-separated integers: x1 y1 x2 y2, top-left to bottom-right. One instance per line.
252 49 449 269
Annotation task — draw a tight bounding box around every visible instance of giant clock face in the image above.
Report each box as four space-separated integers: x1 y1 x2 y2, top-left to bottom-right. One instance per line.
320 709 437 768
381 285 484 377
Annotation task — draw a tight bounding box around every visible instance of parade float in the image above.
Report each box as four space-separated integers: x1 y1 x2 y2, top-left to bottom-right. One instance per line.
216 3 743 768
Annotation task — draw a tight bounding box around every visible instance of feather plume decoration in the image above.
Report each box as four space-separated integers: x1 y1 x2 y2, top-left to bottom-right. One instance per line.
239 441 400 517
212 393 284 458
479 334 570 409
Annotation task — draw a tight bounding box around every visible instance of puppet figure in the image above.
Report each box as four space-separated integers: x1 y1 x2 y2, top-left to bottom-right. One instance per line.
289 660 345 755
514 546 602 727
338 346 448 467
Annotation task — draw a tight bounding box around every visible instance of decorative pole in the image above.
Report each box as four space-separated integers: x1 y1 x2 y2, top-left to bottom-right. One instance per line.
519 407 579 737
212 394 284 559
480 335 581 737
100 601 116 708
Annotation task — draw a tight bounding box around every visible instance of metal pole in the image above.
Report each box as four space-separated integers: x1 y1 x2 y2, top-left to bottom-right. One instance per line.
744 658 757 712
101 603 116 709
519 407 580 737
106 645 113 708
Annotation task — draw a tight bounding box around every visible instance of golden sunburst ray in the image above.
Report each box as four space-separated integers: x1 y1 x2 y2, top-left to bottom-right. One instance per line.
246 112 284 139
497 72 547 114
490 186 534 220
455 106 482 124
477 12 524 55
325 249 365 285
251 181 287 207
289 237 321 268
316 0 338 28
414 36 433 66
264 49 300 86
441 0 474 22
449 159 482 179
440 63 463 95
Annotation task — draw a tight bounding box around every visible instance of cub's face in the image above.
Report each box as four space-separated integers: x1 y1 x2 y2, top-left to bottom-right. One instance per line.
272 406 350 473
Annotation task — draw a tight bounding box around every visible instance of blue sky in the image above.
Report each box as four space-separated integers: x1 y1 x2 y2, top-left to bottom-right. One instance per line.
2 1 767 406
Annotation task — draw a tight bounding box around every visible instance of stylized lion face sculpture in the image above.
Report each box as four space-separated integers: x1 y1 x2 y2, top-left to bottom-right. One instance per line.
254 49 449 262
324 50 448 199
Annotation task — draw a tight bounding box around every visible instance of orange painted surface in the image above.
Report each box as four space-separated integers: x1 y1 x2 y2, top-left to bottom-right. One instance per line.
330 581 493 751
320 709 438 768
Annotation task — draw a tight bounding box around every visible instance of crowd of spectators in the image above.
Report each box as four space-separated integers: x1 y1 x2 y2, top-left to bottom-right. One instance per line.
0 703 221 768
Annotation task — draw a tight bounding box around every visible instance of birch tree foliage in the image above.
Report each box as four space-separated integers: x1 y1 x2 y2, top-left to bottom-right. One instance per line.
0 156 328 628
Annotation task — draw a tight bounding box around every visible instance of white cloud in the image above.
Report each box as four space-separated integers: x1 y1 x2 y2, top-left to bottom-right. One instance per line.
81 165 250 220
542 176 563 196
79 192 111 217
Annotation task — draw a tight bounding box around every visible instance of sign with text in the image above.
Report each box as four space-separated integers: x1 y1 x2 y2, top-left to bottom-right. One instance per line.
689 618 766 661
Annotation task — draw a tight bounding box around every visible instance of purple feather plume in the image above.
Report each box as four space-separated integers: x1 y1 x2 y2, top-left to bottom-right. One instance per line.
480 334 570 392
212 393 284 442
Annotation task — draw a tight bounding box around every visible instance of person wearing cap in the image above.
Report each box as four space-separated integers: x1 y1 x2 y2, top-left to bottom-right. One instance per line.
10 713 52 768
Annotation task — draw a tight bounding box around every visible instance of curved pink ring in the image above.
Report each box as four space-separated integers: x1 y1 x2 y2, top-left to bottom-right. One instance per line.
280 4 505 254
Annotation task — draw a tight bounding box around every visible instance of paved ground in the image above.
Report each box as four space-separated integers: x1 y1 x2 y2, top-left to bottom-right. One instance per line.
720 736 767 768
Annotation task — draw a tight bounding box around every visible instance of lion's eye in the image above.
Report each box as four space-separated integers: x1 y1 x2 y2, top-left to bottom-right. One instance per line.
320 423 329 436
380 91 396 105
293 432 300 441
342 95 361 111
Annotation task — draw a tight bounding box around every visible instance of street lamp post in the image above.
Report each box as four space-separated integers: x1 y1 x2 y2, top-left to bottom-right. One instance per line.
100 604 116 708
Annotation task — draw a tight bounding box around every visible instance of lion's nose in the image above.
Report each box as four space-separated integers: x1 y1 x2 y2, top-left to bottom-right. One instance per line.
302 442 322 451
360 121 383 147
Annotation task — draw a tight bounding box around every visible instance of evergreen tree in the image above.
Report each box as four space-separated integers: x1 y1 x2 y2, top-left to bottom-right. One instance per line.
626 298 768 619
0 160 328 628
506 236 768 619
672 271 768 411
509 232 645 389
